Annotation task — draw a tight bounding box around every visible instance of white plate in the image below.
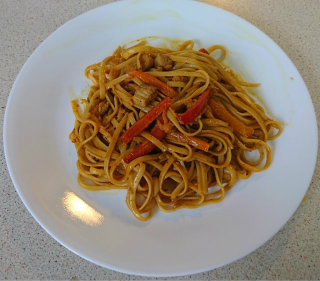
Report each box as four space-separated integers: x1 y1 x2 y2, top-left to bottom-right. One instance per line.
3 0 318 277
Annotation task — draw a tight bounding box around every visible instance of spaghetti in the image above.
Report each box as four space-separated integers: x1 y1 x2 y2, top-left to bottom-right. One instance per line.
69 38 282 221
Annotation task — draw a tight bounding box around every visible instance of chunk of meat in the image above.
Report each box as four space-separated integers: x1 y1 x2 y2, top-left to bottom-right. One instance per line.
132 83 157 107
108 67 120 80
139 53 154 71
154 54 173 70
98 101 108 115
123 62 137 74
135 100 159 113
122 83 136 95
69 129 79 143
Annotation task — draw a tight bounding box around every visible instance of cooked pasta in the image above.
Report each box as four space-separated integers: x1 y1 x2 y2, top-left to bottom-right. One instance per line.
69 37 282 221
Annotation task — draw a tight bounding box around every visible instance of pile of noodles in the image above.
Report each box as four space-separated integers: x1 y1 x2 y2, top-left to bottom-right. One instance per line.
69 37 281 221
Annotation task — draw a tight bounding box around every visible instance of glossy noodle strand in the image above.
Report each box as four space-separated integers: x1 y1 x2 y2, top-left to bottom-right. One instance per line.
69 38 282 221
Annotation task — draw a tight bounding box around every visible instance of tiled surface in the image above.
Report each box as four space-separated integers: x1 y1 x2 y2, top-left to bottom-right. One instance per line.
0 0 319 279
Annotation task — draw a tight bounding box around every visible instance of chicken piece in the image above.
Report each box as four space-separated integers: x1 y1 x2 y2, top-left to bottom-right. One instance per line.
132 83 157 108
139 53 154 71
108 67 120 80
123 62 137 74
135 100 159 113
122 83 136 95
154 54 173 70
98 101 108 115
69 129 79 143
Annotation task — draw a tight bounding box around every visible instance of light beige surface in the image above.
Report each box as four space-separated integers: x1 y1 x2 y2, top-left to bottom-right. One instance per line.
0 0 319 279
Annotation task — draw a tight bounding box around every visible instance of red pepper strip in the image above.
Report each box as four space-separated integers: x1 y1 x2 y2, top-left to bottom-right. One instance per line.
167 131 210 152
129 71 178 98
123 123 166 164
178 88 210 124
120 97 172 144
199 48 209 54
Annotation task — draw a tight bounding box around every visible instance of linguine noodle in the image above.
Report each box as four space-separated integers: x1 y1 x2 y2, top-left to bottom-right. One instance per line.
69 38 281 221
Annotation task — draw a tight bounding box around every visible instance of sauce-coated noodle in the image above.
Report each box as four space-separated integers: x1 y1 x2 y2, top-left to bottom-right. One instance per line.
69 38 281 221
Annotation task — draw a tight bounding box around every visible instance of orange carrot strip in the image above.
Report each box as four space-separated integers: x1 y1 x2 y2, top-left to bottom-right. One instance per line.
129 71 178 98
209 99 254 137
167 131 210 152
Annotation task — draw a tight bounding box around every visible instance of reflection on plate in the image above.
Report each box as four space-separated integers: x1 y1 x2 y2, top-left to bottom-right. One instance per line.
3 0 317 277
62 192 104 227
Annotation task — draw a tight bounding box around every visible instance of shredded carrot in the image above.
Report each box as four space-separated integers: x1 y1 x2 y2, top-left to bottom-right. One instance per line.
167 131 210 152
129 71 178 98
209 99 254 137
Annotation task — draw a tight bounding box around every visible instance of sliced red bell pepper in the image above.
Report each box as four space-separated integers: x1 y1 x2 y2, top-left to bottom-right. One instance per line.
178 88 210 124
123 122 166 164
129 71 178 98
199 48 209 54
120 97 172 144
